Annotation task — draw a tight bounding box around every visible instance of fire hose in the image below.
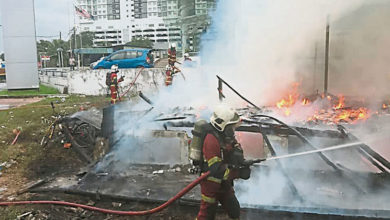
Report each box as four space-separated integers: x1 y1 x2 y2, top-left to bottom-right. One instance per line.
0 171 210 216
120 67 144 99
0 142 364 215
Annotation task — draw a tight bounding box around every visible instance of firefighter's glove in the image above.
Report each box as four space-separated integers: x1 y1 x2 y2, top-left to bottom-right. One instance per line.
230 144 245 167
239 167 251 180
120 76 125 80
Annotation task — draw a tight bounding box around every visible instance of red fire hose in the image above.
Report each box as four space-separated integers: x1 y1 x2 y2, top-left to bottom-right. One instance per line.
120 67 144 99
0 171 210 216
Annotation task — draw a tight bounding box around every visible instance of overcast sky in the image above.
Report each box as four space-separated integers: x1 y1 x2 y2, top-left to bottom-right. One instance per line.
0 0 74 53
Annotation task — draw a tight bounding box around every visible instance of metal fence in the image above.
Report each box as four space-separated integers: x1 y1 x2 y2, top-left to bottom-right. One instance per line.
39 68 69 78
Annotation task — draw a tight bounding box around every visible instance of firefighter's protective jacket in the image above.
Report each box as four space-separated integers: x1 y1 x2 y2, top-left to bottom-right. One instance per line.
203 133 239 184
109 72 123 104
196 133 241 220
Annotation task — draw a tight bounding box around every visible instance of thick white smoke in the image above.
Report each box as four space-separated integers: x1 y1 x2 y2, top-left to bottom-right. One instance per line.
200 0 365 107
98 0 390 216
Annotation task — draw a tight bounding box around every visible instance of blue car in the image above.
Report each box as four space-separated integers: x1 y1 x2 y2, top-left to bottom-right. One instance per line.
93 49 154 69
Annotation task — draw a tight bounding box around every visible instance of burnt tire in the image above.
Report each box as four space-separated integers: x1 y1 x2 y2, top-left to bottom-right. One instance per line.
72 123 96 147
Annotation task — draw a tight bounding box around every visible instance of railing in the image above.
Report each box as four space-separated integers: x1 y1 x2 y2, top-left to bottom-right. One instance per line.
39 68 69 78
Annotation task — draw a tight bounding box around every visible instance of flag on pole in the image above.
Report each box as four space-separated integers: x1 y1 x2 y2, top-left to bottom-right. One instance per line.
75 5 94 20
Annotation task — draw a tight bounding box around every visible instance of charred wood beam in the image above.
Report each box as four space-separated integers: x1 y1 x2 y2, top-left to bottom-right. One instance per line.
155 117 187 122
240 120 343 138
218 77 225 101
216 75 261 110
139 91 153 105
164 120 344 139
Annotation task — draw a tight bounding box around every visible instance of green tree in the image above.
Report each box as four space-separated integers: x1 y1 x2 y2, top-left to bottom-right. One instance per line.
37 39 70 67
125 37 154 48
70 31 94 48
0 53 4 61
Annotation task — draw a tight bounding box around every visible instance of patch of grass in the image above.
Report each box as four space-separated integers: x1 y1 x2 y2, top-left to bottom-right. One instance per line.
0 84 59 96
0 95 109 201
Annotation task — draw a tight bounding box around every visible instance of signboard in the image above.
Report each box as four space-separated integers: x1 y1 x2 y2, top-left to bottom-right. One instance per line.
41 56 50 61
0 0 39 89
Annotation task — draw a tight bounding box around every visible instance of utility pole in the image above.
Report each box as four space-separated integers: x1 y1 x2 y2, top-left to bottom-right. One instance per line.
79 32 83 67
313 43 318 93
74 27 77 50
324 17 330 95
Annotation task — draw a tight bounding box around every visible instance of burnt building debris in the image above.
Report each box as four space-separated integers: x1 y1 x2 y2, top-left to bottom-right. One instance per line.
32 101 390 219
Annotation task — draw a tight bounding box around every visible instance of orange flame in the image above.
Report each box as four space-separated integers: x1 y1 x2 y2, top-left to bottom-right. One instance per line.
301 98 310 105
275 83 301 116
334 95 345 110
274 84 374 124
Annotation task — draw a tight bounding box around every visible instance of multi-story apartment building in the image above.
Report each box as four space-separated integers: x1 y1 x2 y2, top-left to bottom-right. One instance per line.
178 0 216 52
77 0 131 46
76 0 215 51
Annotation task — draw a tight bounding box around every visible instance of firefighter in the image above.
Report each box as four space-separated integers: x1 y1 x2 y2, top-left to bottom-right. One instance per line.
165 43 182 86
196 106 251 220
184 53 192 61
168 43 177 66
109 65 124 104
165 64 173 86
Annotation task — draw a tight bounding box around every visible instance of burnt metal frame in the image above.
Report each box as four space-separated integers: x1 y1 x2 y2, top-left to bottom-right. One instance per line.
215 75 371 194
337 125 390 173
236 121 367 194
216 74 341 171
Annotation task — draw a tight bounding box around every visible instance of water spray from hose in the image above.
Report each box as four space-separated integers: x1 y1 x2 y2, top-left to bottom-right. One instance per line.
254 142 363 163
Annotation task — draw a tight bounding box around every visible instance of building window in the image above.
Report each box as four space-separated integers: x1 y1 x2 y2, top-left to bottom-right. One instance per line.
108 26 114 29
96 26 102 29
149 24 154 27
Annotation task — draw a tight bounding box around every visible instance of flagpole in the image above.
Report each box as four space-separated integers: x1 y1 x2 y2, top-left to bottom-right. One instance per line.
74 6 79 70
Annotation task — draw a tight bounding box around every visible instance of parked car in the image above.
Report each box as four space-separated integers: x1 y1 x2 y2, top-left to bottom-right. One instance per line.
93 49 154 69
90 56 105 69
